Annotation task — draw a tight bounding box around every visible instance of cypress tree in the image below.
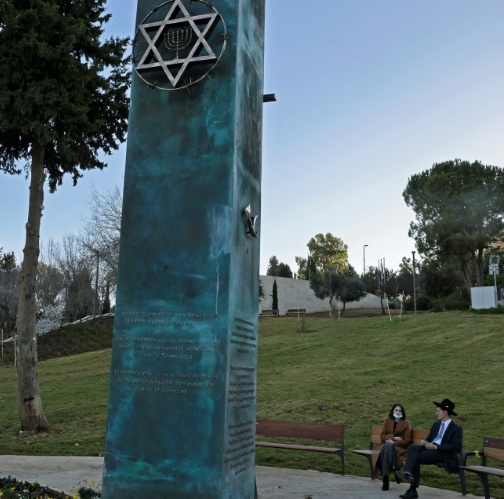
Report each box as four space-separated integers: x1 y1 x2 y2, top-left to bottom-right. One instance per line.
272 279 278 310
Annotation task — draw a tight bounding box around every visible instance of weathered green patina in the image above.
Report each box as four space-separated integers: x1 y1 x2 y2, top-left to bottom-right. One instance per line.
102 1 265 497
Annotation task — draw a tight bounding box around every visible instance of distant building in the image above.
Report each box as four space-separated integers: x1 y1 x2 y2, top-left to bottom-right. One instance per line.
258 275 382 315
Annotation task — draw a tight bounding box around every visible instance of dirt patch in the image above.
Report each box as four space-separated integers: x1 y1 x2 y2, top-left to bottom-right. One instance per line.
306 308 405 318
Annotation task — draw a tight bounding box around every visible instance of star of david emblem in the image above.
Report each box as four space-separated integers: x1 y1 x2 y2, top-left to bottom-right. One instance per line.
133 0 227 91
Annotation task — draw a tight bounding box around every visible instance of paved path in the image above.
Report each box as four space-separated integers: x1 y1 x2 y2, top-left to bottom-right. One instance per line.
0 456 482 498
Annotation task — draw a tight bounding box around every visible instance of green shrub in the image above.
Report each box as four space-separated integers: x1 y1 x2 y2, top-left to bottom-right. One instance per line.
404 296 430 311
430 300 470 312
471 305 504 314
387 301 403 310
0 316 113 365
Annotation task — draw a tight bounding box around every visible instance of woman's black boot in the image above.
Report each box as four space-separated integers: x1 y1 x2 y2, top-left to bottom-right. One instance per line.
382 474 390 491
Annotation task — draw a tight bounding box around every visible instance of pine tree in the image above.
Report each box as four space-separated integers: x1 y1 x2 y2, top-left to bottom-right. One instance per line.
0 0 130 430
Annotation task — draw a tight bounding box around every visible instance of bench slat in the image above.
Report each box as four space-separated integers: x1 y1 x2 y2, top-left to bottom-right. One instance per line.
256 420 343 442
285 309 306 316
483 437 504 461
255 419 345 475
484 437 504 450
351 449 373 457
460 465 504 478
411 429 429 444
370 424 382 445
484 447 504 461
256 442 340 453
260 309 279 316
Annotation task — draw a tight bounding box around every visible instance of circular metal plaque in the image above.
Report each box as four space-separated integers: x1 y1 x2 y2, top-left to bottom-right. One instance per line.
133 0 227 91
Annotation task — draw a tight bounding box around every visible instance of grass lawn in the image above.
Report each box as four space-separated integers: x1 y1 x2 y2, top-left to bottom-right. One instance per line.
0 311 503 497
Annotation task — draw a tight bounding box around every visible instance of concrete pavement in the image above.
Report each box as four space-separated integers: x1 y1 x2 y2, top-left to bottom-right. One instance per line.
0 456 483 498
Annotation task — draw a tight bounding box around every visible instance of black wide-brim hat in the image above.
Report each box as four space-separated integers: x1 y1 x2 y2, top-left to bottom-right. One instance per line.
433 398 457 416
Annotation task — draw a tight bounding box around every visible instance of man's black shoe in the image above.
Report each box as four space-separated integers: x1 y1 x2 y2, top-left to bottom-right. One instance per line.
394 469 414 483
399 489 418 499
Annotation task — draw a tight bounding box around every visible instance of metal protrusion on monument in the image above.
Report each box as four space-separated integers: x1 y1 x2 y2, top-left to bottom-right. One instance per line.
243 204 259 238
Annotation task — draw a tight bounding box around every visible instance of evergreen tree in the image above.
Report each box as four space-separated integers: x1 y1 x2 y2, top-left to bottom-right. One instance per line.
266 256 279 276
271 279 278 310
102 281 111 314
267 255 293 278
403 159 504 289
277 263 293 278
0 0 130 430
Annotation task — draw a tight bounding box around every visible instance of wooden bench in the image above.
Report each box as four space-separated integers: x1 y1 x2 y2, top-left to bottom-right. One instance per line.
352 424 386 479
255 419 345 475
285 308 306 317
459 436 504 499
352 425 428 479
352 425 466 494
260 309 279 317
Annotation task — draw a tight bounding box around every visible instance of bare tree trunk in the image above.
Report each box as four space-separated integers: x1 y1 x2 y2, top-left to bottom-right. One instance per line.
380 295 385 315
329 293 335 318
16 140 48 431
475 248 485 286
459 256 473 292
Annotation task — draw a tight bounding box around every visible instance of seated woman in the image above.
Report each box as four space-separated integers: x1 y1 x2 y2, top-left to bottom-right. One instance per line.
372 403 411 491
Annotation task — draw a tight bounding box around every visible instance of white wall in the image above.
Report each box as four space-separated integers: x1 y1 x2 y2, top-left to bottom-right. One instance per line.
470 286 497 309
258 275 382 315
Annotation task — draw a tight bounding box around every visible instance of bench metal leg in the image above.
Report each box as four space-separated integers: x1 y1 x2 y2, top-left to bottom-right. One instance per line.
254 476 258 499
458 467 466 495
367 455 376 480
477 472 491 499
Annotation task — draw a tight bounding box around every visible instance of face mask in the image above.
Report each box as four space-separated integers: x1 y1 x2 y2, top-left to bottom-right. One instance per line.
393 414 403 419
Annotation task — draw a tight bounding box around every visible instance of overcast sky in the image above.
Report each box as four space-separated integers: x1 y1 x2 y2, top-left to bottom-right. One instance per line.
1 0 503 275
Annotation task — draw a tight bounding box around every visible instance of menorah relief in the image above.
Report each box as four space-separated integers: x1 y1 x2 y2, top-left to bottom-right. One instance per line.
164 27 193 60
133 0 227 91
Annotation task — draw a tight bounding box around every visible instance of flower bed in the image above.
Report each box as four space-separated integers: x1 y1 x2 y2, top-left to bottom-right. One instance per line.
0 477 101 499
0 477 68 498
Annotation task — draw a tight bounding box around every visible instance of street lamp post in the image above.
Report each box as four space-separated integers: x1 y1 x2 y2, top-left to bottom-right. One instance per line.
363 244 368 274
93 250 100 319
383 257 386 296
412 251 417 314
489 255 500 306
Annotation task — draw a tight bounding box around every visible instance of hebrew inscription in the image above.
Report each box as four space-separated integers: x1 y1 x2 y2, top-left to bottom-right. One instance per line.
225 420 255 476
115 368 220 395
113 312 222 395
115 334 221 360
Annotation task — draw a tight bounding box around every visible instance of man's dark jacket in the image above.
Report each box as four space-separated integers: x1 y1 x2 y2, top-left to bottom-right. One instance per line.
426 420 463 472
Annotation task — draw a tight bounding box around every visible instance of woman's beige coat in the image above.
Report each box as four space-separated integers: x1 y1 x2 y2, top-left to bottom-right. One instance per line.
371 417 412 477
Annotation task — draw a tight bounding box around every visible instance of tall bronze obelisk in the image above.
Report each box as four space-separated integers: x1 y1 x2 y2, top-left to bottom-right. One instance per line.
102 1 265 498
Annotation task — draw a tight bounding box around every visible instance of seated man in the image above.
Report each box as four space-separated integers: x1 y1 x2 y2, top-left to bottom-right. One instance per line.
395 398 462 499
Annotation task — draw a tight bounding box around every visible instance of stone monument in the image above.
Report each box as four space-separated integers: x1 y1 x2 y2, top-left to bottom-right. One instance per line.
101 0 265 498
